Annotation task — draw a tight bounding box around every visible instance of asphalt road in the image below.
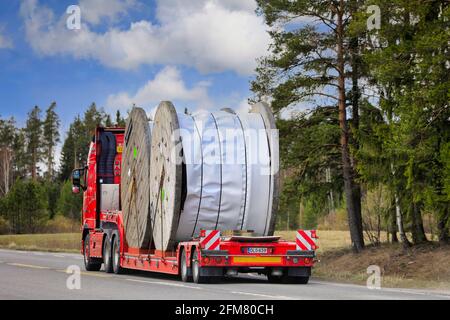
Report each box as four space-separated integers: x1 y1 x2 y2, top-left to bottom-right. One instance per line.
0 249 449 300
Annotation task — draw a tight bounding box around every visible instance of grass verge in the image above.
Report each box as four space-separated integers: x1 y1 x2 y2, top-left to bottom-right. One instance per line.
276 230 450 290
0 233 80 253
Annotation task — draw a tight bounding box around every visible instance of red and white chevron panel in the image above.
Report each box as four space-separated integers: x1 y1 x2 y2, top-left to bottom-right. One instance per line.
296 230 318 251
200 230 221 251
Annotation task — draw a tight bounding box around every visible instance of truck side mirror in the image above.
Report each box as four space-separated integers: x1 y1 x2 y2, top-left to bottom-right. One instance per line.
72 168 87 192
72 186 81 194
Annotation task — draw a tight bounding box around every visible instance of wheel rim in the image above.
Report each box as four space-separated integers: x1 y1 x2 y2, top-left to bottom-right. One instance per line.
84 240 89 264
193 261 198 280
114 241 119 267
104 242 109 266
181 253 187 278
192 251 199 281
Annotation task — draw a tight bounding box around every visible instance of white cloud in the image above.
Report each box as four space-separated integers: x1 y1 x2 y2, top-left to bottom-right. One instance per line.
0 28 13 49
20 0 270 75
106 66 212 111
79 0 137 25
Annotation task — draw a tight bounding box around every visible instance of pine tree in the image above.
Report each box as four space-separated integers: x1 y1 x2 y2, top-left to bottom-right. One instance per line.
253 0 365 251
0 117 16 196
59 116 83 180
355 0 449 244
24 106 43 180
42 102 60 180
105 114 113 127
12 128 27 181
59 103 107 181
115 110 126 127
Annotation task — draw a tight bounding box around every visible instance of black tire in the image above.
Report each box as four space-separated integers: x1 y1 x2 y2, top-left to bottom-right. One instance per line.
84 234 101 271
180 249 191 282
289 276 309 284
112 236 124 274
267 274 283 283
103 237 113 273
282 275 309 284
267 270 309 284
192 249 209 284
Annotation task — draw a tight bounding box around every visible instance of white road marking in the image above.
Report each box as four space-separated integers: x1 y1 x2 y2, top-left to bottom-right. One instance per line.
53 254 66 258
55 269 113 278
8 263 50 270
125 278 203 290
231 291 295 300
312 280 450 299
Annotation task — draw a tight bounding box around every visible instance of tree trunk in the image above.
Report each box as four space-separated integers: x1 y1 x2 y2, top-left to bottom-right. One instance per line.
48 145 53 180
390 163 410 248
390 200 399 243
394 191 411 248
437 204 449 244
349 0 364 247
410 201 428 244
31 151 37 180
337 1 364 252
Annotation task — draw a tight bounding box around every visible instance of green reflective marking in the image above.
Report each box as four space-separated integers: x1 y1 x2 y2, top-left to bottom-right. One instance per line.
133 147 137 159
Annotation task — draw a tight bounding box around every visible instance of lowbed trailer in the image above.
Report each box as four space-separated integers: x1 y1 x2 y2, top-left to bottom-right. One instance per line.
73 127 317 284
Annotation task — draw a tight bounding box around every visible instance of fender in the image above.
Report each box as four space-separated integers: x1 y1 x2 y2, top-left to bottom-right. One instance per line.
100 221 119 247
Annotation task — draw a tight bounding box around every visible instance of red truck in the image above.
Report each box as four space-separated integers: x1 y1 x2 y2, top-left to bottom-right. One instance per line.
72 126 317 284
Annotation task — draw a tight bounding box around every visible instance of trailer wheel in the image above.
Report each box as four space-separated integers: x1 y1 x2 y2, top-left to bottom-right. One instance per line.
103 237 113 273
192 250 209 284
180 249 191 282
83 234 101 272
287 276 309 284
267 273 309 284
112 236 124 274
267 274 283 283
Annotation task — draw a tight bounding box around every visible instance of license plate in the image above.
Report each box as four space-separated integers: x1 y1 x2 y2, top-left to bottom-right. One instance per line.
247 247 268 254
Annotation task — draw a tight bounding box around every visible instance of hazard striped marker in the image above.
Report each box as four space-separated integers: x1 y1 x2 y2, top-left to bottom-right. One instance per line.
296 230 318 251
200 230 221 251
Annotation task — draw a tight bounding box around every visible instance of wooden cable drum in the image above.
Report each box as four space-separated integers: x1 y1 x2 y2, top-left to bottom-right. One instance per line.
148 101 279 251
149 101 183 251
121 107 153 249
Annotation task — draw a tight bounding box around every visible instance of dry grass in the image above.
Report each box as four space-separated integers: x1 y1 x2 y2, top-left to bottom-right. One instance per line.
275 230 450 290
314 243 450 290
276 230 353 253
276 230 392 253
0 233 80 253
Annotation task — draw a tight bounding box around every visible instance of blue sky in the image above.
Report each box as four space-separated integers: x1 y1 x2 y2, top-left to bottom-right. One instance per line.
0 0 270 133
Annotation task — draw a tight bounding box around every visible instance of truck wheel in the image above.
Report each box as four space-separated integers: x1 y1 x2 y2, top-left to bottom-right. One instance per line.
192 250 209 284
84 234 101 272
180 249 191 282
112 236 124 274
267 274 283 283
103 238 113 273
283 276 309 284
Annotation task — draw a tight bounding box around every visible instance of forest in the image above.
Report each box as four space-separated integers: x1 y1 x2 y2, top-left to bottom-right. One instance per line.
0 103 125 234
252 0 449 251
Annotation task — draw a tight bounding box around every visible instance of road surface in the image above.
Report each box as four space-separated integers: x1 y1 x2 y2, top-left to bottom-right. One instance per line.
0 249 448 300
